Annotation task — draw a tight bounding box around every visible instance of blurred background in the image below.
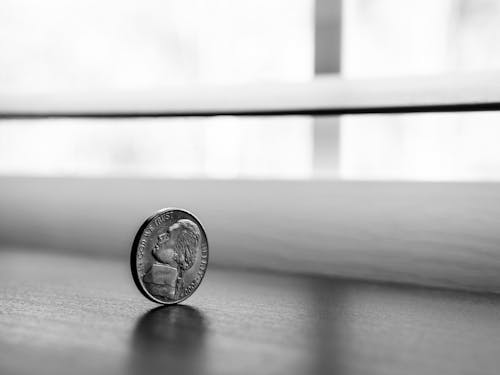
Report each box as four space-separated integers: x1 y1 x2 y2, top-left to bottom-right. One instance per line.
2 0 500 181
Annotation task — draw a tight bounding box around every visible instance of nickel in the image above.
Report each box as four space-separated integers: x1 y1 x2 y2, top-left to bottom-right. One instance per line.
131 208 209 304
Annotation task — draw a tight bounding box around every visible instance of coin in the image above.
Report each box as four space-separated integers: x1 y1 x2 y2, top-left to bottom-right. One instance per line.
131 208 209 305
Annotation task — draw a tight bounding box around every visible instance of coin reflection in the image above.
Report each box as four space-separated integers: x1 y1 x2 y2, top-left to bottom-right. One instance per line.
130 305 207 375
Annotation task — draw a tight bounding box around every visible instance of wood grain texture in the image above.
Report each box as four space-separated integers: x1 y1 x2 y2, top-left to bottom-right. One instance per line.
2 177 500 294
1 72 500 118
1 248 500 375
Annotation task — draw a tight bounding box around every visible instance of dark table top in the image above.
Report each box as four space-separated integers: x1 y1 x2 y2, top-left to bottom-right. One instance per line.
1 248 500 375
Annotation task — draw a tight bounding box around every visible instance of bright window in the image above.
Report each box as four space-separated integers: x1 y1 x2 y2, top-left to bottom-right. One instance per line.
2 1 500 181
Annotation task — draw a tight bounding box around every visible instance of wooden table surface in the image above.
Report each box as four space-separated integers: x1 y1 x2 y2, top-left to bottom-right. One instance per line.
1 248 500 375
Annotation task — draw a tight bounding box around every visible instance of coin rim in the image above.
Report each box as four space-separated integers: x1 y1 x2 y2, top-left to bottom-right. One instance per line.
130 207 209 305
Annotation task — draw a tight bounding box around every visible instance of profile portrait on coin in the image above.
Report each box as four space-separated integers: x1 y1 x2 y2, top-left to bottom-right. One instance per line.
142 219 201 300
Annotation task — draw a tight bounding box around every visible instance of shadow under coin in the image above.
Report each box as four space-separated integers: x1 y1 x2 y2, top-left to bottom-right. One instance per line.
129 305 208 375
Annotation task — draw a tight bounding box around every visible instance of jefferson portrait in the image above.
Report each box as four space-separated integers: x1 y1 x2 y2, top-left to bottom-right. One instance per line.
143 219 201 299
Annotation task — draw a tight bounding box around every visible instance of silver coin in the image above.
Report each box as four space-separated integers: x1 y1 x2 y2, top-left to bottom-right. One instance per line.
131 208 209 305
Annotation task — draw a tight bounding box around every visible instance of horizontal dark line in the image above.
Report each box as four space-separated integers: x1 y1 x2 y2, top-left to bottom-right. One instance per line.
2 102 500 119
